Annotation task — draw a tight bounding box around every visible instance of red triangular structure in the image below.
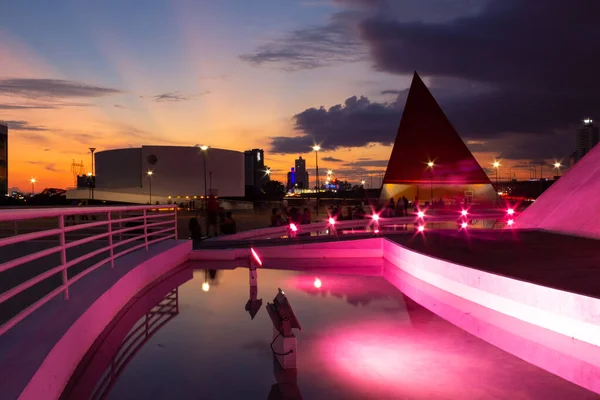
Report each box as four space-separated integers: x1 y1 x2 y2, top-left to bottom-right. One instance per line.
380 72 495 204
384 72 491 185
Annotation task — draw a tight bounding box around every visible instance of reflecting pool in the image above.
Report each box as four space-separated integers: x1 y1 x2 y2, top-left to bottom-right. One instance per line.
63 265 596 400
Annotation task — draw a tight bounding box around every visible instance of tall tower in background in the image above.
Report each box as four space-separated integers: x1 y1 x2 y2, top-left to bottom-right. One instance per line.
0 123 7 196
294 156 309 189
244 148 269 195
576 118 599 163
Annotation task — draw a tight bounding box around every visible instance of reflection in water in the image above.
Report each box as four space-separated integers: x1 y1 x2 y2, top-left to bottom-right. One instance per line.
268 355 303 400
201 269 220 292
61 269 192 400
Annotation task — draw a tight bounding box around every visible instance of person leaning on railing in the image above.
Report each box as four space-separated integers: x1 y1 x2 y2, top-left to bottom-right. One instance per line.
188 217 203 241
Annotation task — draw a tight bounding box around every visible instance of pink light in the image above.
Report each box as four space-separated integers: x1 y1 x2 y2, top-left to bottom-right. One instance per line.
417 225 425 232
507 219 514 226
372 214 380 221
290 223 298 232
374 229 380 234
461 210 468 216
250 247 262 266
417 211 425 218
507 208 515 215
461 222 468 229
329 217 336 225
314 277 322 288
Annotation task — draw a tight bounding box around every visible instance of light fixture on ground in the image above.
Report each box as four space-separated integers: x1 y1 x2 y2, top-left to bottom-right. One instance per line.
246 248 263 319
461 209 468 216
266 288 302 369
289 223 298 238
313 145 321 215
417 210 425 219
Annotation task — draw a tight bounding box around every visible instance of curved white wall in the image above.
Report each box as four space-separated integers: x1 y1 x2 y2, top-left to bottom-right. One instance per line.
92 146 244 203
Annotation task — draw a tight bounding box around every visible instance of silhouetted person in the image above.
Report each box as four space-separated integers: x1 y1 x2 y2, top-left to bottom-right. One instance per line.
300 208 311 224
188 217 203 241
221 211 237 235
271 208 284 227
402 196 409 216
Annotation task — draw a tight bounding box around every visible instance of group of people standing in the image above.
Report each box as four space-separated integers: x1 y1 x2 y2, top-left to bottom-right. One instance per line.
270 207 312 227
381 196 411 217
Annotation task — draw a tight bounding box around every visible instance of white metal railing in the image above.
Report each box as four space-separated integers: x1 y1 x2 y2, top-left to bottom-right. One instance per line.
209 211 508 242
0 205 178 336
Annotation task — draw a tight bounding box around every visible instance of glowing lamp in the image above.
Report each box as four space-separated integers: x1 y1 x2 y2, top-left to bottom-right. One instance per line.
328 217 335 225
507 219 514 226
202 282 210 292
461 210 468 216
312 145 321 152
200 145 209 151
250 247 262 266
507 208 515 215
417 211 425 218
417 225 425 232
87 172 92 177
461 222 468 229
372 214 380 221
374 229 379 234
289 223 298 232
314 278 322 289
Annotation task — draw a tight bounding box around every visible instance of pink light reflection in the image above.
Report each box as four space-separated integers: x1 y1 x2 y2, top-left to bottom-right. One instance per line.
417 225 425 232
507 208 515 215
289 223 298 232
461 210 468 216
507 219 514 226
314 277 322 288
461 222 468 229
417 211 425 219
250 248 262 266
328 217 336 225
372 214 380 221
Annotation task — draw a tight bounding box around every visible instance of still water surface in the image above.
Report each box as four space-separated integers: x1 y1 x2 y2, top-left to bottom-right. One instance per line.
66 266 596 400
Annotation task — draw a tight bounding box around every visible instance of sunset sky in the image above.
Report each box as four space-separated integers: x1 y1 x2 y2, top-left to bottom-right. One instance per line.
2 0 597 191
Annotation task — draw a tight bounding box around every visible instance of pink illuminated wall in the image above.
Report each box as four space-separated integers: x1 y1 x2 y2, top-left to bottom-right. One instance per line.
517 143 600 239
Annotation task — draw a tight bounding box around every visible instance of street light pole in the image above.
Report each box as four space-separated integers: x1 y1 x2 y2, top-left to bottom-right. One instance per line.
427 162 434 203
200 145 209 233
313 145 321 215
89 148 96 200
147 171 153 204
554 162 561 177
30 178 35 195
493 161 500 204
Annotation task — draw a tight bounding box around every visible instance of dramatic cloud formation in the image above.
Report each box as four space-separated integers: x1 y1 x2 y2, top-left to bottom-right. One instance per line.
0 78 121 98
2 120 48 131
258 0 598 161
271 95 401 153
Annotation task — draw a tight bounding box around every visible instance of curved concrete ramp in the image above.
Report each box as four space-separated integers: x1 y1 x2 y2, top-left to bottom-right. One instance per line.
517 143 600 238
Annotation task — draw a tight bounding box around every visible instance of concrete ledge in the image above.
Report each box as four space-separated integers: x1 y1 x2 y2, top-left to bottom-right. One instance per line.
0 239 192 400
382 240 600 395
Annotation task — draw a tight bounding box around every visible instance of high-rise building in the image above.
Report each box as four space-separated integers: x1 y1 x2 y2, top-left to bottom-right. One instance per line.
0 123 7 196
294 156 309 189
244 149 269 195
575 119 599 163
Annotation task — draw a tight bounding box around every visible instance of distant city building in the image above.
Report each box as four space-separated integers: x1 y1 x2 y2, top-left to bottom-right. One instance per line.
575 118 599 163
294 156 309 189
244 149 269 195
0 123 7 196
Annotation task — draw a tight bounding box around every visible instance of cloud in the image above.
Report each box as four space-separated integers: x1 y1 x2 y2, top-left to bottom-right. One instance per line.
344 159 389 167
271 95 402 153
381 89 404 95
0 104 57 110
239 12 367 70
141 90 209 102
2 120 48 131
357 1 600 146
0 78 122 98
45 163 61 172
322 156 345 162
113 104 125 108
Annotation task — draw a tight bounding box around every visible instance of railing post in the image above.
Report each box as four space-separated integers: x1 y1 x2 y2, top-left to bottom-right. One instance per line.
108 211 115 268
118 211 123 242
174 206 178 240
143 209 149 251
58 214 69 300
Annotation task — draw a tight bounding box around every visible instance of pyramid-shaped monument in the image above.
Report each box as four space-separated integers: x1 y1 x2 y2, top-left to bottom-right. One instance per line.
380 72 495 204
517 143 600 239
